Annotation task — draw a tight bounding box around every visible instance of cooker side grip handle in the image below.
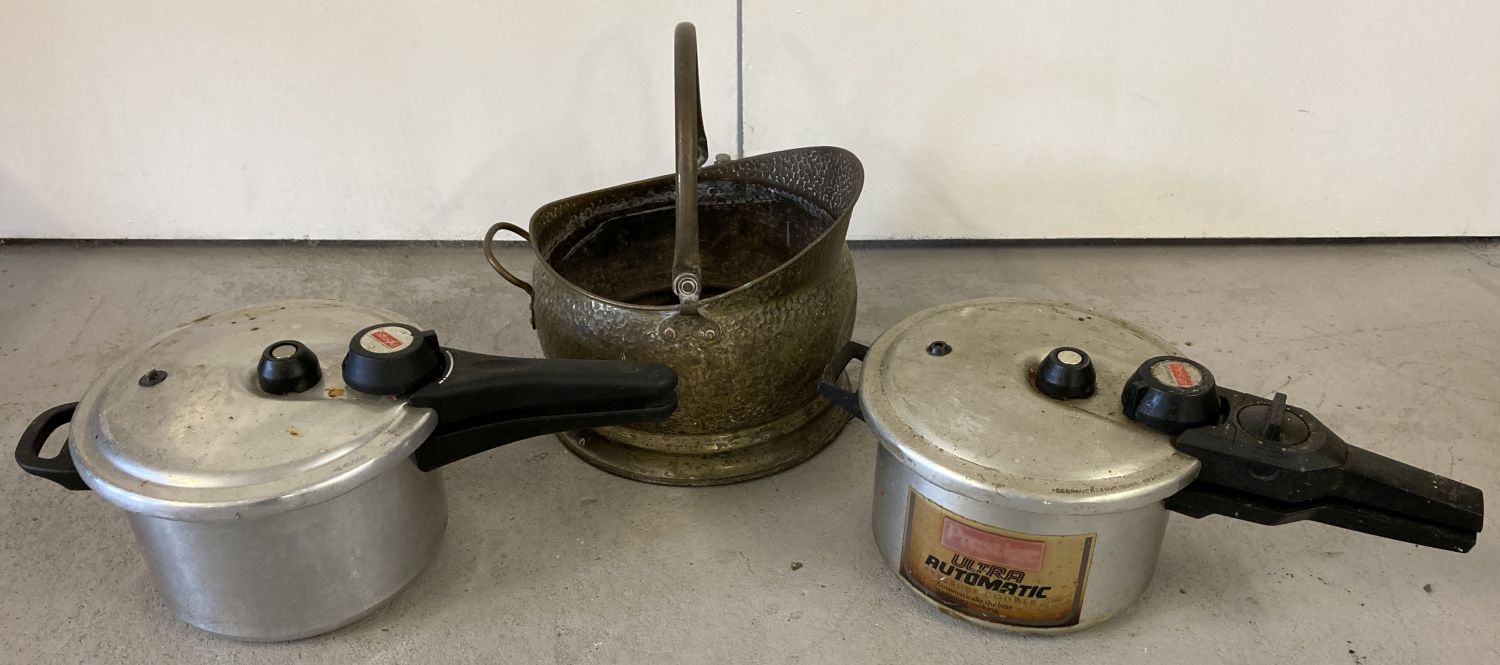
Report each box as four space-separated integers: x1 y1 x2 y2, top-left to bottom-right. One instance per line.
818 341 869 421
408 349 678 471
14 403 90 491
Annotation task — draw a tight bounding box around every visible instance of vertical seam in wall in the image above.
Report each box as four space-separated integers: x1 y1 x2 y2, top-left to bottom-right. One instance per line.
735 0 745 158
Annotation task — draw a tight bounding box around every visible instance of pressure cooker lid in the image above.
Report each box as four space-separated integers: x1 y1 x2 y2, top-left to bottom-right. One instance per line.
69 300 437 520
858 298 1200 514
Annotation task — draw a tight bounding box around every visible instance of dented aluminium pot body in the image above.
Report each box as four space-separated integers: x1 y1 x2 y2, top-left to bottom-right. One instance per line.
823 298 1200 633
126 457 446 642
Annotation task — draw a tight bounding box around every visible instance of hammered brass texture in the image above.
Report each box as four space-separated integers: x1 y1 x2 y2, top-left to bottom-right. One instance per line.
500 146 864 485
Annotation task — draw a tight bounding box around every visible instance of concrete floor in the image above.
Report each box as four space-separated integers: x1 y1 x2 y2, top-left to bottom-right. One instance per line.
0 241 1496 664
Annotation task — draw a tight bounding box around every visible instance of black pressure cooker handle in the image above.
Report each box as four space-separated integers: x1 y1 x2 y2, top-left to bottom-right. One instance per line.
406 349 678 471
339 323 676 470
818 341 869 421
1121 356 1484 553
15 402 89 491
1163 386 1484 553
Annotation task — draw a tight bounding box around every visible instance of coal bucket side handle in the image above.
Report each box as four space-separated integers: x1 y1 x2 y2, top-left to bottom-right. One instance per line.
483 222 535 299
483 221 538 328
671 21 708 314
818 341 869 421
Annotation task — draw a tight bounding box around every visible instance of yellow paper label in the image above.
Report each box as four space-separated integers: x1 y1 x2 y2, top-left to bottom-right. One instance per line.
899 490 1094 628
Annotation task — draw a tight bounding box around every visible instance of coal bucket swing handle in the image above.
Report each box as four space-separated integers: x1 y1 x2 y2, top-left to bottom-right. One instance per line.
671 21 709 314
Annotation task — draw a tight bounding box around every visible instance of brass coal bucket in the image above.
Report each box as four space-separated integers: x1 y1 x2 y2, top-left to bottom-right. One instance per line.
483 23 863 485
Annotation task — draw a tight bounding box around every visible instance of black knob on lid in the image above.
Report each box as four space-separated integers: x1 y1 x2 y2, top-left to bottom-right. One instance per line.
1035 347 1096 400
257 340 322 395
342 323 446 396
1121 355 1222 434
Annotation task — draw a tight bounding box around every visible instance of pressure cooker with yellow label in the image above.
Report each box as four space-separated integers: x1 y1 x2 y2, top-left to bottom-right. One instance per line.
819 297 1483 633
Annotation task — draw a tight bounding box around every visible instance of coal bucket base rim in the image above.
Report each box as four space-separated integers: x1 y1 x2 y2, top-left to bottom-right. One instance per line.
555 394 853 486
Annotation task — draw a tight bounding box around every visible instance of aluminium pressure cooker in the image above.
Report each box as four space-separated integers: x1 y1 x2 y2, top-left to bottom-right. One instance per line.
14 300 677 641
819 297 1483 633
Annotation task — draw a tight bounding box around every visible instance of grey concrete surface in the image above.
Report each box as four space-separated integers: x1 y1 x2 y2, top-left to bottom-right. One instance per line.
0 241 1496 664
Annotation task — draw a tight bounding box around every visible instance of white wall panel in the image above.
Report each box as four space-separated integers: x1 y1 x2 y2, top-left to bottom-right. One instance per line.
4 2 1499 240
743 1 1500 239
0 2 737 239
